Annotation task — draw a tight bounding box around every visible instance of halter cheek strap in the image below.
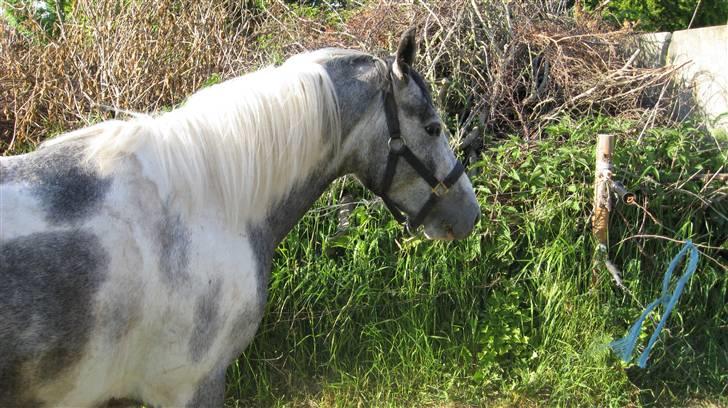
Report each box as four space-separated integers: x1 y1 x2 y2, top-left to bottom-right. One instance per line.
378 72 465 231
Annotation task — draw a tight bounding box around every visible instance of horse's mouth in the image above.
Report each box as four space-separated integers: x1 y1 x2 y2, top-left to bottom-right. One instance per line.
423 225 459 241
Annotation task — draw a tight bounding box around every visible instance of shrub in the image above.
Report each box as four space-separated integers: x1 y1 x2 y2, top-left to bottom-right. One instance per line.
584 0 728 31
1 0 72 36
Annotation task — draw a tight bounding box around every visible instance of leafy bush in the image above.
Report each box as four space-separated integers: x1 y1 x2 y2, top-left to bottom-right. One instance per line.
1 0 72 36
584 0 728 31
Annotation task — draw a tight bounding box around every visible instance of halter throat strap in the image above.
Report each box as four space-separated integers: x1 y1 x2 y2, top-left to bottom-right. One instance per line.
378 70 465 231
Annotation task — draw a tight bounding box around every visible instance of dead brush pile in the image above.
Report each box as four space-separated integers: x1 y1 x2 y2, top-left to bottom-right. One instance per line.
0 0 261 151
1 0 680 155
354 1 682 148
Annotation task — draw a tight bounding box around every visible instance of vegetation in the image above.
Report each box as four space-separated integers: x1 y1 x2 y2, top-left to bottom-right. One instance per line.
1 0 681 150
584 0 728 32
1 0 726 406
1 0 71 36
226 116 726 407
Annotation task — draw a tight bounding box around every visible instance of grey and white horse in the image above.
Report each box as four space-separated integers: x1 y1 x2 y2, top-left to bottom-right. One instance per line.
0 30 479 407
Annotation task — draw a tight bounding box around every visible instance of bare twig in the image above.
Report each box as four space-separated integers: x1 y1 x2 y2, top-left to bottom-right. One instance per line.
616 234 726 251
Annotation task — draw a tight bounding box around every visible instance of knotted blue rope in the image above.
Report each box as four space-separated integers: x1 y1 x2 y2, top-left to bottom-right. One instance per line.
609 240 699 368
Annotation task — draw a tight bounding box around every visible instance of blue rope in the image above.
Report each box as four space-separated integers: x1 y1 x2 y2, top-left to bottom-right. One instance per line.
609 240 699 368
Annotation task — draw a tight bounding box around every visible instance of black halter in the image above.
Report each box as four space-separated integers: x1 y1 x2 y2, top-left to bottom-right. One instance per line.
378 70 465 232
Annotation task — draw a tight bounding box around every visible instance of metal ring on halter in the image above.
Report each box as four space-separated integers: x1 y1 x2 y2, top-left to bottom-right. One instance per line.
388 138 405 154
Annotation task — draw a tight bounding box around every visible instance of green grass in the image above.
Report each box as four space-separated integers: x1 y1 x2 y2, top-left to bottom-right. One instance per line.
226 116 727 407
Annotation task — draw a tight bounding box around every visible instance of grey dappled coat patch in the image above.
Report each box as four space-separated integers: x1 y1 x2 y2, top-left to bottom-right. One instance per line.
0 230 109 406
98 278 145 344
229 307 264 359
156 206 191 290
322 54 382 138
247 225 273 311
2 143 112 225
188 279 223 363
186 369 225 408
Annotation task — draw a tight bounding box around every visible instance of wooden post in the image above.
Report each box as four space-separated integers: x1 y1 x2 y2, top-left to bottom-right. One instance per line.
593 134 614 250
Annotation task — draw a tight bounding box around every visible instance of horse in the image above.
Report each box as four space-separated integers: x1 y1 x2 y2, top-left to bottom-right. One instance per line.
0 29 480 407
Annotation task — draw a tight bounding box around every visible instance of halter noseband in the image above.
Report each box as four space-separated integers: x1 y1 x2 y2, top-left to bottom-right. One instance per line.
378 68 465 232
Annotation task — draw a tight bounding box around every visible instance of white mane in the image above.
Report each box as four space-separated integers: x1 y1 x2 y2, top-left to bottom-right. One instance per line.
44 52 342 228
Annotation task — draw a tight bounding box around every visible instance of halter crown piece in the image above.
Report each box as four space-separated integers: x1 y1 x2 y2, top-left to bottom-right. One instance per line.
378 67 465 233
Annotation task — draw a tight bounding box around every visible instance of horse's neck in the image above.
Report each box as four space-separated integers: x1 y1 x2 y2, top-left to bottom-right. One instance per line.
130 129 340 251
257 167 337 249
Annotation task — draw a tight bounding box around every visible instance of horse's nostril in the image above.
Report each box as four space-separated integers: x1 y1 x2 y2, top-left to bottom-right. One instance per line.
473 212 481 227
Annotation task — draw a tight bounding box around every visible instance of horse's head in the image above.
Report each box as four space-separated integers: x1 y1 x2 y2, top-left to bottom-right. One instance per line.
335 29 480 240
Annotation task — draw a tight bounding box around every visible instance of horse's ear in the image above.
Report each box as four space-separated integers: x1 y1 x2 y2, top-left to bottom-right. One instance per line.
393 27 417 81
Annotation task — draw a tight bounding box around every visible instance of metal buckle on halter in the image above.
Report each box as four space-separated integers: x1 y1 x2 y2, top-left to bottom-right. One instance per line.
388 137 405 153
432 181 448 197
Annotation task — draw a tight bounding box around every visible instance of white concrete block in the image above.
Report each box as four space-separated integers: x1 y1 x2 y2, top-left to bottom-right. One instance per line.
668 25 728 132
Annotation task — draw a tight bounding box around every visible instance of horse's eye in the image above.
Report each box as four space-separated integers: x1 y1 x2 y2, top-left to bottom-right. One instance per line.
424 123 441 137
